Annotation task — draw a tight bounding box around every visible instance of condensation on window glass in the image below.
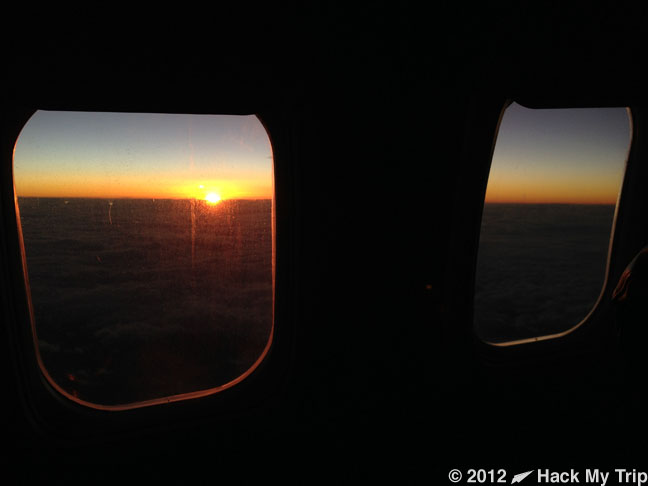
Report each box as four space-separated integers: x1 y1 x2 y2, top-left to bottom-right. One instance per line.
474 103 631 344
14 111 274 408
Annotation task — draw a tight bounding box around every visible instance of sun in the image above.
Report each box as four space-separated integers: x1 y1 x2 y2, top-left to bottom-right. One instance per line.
205 192 222 204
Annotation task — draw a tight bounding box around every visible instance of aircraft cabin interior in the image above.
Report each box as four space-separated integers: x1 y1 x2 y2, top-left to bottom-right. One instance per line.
2 5 648 482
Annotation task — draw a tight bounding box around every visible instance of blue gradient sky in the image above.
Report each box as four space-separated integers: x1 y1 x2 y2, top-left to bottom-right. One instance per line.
486 103 631 204
13 111 273 200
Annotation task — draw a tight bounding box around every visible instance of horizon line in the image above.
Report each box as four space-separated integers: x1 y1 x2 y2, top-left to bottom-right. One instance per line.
16 195 272 201
484 201 616 205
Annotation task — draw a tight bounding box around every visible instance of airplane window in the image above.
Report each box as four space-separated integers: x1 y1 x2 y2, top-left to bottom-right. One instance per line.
475 103 632 344
13 111 274 408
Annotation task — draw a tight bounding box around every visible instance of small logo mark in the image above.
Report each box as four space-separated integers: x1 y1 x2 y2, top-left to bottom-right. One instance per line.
511 471 534 484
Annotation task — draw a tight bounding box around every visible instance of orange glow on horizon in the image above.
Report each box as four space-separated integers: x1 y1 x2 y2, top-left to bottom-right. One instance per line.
484 172 622 205
485 193 619 204
15 177 272 200
180 180 271 201
484 183 619 205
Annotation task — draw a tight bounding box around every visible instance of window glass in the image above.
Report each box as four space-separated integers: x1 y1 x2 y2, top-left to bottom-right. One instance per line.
14 111 274 407
475 103 631 343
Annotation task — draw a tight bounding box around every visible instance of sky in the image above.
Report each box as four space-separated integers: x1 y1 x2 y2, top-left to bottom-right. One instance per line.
13 105 630 204
485 103 631 204
13 111 274 200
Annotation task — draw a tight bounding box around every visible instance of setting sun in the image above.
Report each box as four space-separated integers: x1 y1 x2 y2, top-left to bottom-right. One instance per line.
205 192 221 204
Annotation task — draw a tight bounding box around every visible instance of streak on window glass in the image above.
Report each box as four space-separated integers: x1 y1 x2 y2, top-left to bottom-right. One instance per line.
475 103 631 344
14 111 274 408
